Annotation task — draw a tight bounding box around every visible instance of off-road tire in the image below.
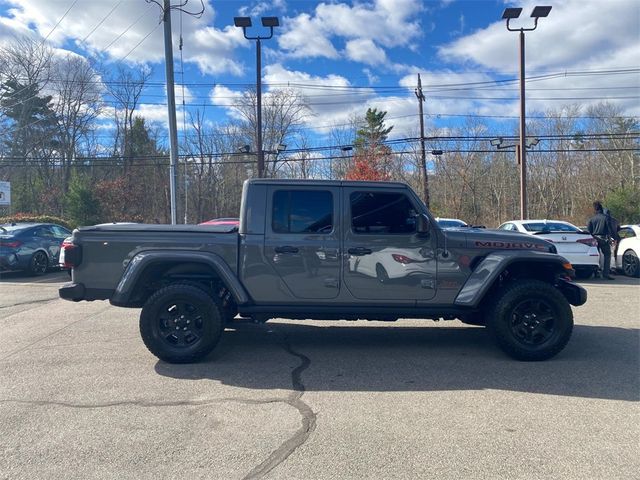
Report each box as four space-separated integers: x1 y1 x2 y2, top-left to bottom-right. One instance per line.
140 284 224 363
487 280 573 361
28 251 48 276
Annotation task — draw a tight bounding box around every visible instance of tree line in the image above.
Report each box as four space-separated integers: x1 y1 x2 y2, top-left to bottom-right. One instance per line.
1 37 638 228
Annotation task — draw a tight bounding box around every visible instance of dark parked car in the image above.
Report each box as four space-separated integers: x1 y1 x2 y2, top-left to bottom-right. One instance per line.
0 223 71 275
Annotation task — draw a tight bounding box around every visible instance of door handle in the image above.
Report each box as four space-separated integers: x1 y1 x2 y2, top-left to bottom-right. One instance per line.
274 245 299 254
348 247 372 256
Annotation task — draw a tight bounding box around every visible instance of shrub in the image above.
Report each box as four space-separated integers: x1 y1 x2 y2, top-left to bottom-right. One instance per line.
0 213 74 230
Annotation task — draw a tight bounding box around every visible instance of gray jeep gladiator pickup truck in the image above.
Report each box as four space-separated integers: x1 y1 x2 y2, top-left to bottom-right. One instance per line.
59 179 587 363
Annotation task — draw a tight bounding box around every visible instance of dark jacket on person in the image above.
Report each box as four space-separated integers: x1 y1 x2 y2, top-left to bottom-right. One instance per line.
588 212 610 237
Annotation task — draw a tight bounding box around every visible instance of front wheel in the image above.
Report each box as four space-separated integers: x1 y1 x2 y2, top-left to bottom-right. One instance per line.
140 284 224 363
488 280 573 361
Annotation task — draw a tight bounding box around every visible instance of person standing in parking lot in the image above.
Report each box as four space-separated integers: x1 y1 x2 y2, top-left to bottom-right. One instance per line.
588 201 614 280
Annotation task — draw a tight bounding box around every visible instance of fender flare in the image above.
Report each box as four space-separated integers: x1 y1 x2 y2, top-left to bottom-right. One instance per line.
110 250 251 307
454 250 572 308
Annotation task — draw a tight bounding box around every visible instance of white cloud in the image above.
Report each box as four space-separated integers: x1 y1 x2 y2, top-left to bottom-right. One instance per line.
344 39 387 65
278 0 423 63
0 1 247 75
277 13 339 59
437 0 640 115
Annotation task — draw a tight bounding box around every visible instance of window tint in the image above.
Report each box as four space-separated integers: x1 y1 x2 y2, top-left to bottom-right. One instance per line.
522 222 579 233
34 226 55 237
51 225 71 238
272 190 333 234
619 227 636 239
350 191 417 234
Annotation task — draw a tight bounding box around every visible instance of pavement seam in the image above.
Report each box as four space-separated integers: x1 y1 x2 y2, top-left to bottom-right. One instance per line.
242 336 317 480
0 297 59 310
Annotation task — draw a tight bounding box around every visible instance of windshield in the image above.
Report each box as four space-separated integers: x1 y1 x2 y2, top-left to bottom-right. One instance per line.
522 222 580 233
438 219 467 228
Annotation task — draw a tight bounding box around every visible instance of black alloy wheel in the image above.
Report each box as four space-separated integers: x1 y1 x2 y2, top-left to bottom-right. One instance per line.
509 299 557 347
622 250 640 277
140 284 224 363
29 251 48 276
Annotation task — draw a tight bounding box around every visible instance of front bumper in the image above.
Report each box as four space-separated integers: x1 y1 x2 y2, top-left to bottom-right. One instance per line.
59 282 86 302
556 278 588 306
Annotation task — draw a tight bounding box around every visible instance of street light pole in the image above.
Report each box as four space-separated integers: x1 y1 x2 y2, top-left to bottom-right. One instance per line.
502 5 551 220
256 38 264 178
234 16 280 178
518 29 527 220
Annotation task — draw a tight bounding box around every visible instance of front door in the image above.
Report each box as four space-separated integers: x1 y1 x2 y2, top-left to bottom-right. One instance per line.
264 186 341 300
343 187 437 302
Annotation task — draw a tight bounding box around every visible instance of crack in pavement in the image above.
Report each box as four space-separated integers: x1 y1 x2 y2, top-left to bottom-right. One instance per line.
242 336 317 480
0 397 286 410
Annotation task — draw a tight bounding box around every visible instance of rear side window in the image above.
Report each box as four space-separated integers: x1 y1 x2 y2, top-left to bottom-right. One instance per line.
350 191 417 234
272 190 333 234
523 222 579 233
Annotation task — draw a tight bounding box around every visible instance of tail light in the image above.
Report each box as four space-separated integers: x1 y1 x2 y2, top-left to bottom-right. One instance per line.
577 238 598 247
392 254 415 264
60 239 82 269
0 239 22 248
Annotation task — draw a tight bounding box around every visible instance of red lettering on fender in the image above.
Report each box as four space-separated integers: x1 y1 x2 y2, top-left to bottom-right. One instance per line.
474 241 546 250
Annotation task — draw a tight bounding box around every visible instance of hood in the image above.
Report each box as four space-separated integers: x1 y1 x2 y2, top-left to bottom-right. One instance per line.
463 228 555 253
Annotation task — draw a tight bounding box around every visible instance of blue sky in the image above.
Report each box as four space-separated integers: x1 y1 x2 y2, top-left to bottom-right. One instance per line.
0 0 638 146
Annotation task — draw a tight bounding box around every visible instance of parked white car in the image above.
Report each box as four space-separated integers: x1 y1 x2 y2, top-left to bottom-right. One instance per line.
615 224 640 277
498 220 600 279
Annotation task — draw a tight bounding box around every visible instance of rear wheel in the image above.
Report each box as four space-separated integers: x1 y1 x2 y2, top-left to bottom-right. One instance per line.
622 250 640 277
140 284 224 363
488 280 573 361
28 251 48 276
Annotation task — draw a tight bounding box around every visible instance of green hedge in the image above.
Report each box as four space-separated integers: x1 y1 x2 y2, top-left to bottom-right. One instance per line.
0 213 74 230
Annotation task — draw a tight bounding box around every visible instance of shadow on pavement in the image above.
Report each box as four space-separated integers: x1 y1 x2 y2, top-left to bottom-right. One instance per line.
156 322 639 402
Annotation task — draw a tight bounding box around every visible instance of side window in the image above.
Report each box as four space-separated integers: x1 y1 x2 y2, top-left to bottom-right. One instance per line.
350 191 417 234
51 225 71 238
34 226 54 237
272 190 333 234
619 228 635 239
499 224 509 230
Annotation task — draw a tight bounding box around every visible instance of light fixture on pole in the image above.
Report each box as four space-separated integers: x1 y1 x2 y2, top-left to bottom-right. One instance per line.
501 5 551 220
234 16 280 178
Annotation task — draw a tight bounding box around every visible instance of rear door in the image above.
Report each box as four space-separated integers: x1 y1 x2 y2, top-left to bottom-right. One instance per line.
264 186 341 300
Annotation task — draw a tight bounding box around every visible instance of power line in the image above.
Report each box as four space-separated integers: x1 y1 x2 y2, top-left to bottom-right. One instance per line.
41 0 78 43
80 1 124 44
1 147 638 168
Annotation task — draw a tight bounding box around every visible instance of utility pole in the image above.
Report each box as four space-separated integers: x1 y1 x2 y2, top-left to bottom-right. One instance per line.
415 73 430 208
162 0 178 224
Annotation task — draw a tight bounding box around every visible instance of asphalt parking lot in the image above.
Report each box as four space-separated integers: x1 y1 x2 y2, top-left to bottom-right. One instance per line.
0 270 638 480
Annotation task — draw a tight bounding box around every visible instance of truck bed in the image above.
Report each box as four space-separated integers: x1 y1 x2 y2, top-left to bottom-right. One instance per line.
71 224 239 299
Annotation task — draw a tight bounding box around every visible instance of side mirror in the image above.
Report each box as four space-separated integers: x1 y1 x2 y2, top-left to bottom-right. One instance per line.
416 214 430 236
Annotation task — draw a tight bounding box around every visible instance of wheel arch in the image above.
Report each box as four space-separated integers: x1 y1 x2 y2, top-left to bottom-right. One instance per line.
110 250 251 308
454 251 573 309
